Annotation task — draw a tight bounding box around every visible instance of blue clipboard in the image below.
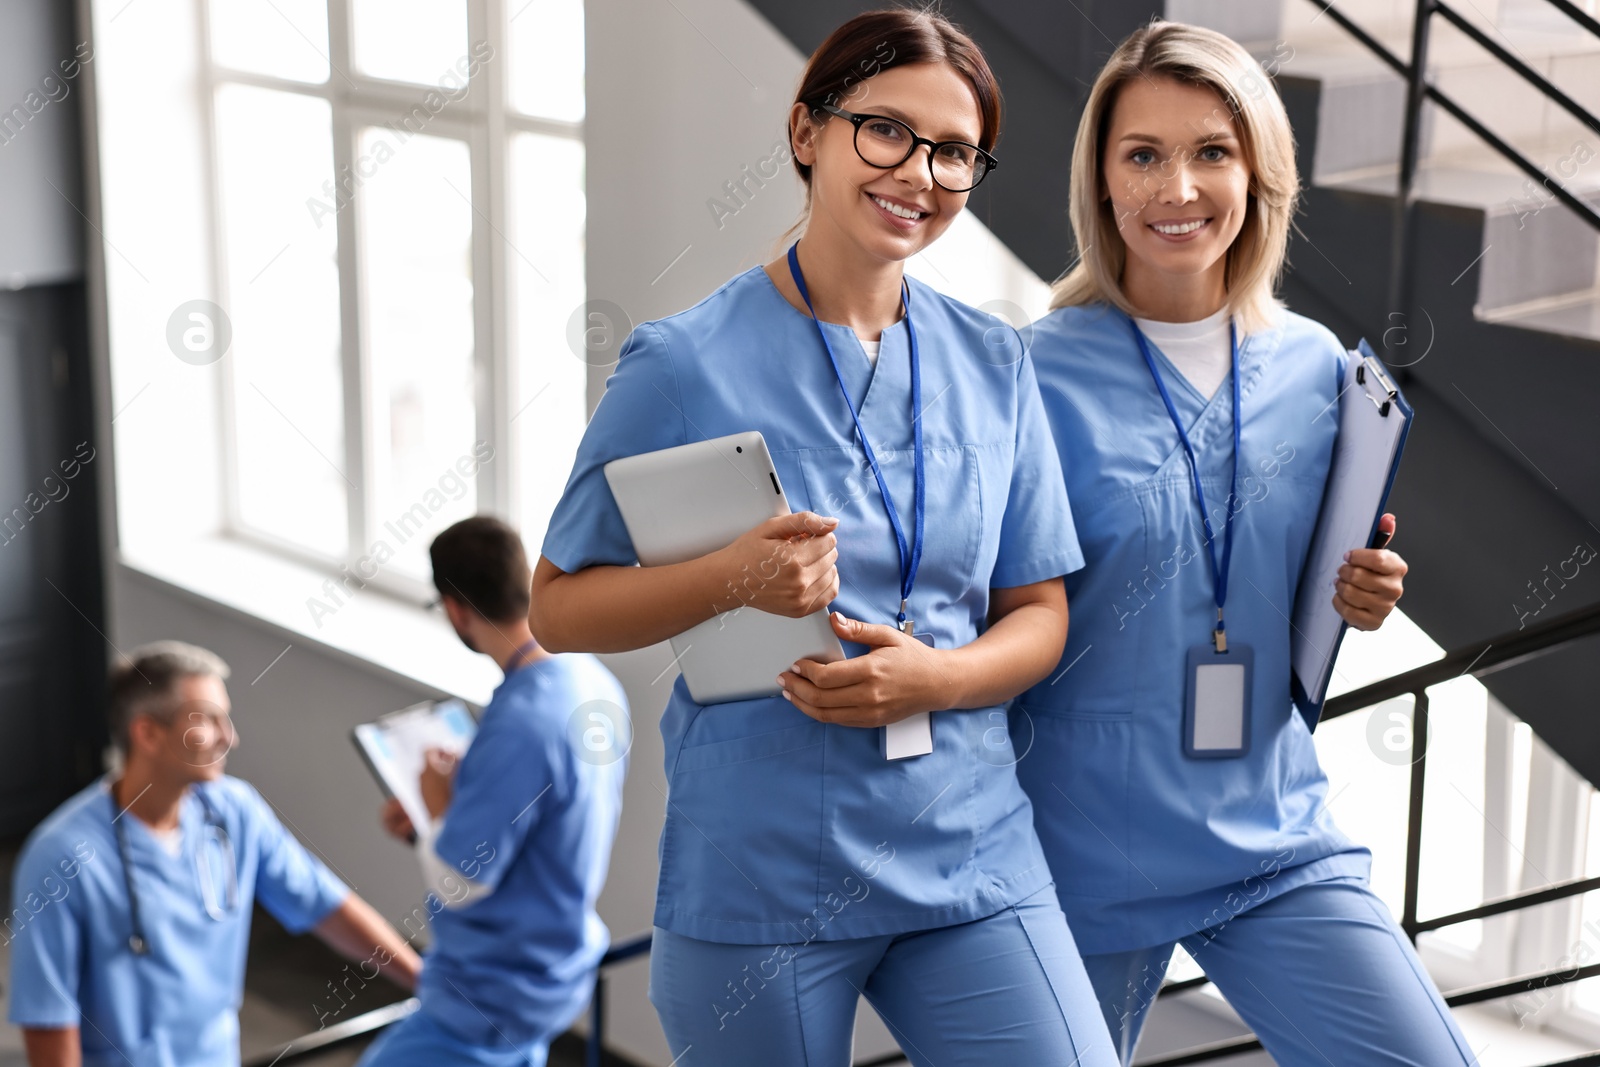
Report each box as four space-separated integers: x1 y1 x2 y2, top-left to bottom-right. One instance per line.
1290 340 1413 728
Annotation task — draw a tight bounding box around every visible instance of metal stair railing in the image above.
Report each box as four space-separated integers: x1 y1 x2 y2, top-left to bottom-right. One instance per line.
240 928 884 1067
1303 0 1600 321
239 935 657 1067
1138 598 1600 1066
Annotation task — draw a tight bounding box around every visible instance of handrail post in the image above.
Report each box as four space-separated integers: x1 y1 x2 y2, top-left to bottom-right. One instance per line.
587 973 606 1067
1390 0 1436 337
1401 689 1430 941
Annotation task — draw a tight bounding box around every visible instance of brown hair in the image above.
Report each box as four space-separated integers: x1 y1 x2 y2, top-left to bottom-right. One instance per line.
789 8 1002 209
429 515 533 624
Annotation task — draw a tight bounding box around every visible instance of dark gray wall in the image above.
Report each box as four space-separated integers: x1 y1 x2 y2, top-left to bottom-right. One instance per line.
0 0 104 837
0 284 105 836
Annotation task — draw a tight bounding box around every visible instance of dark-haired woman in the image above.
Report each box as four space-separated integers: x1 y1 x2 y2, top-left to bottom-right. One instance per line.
531 9 1115 1066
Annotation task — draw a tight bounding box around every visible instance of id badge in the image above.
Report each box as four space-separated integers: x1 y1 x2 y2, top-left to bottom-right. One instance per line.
884 632 936 760
1183 643 1253 758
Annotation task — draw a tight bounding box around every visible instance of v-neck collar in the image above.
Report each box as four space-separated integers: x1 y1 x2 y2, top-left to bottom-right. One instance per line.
1145 338 1215 409
755 267 911 439
105 778 199 864
1136 314 1283 472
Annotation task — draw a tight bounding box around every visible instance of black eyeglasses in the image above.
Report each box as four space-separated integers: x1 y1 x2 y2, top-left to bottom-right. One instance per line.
811 103 997 193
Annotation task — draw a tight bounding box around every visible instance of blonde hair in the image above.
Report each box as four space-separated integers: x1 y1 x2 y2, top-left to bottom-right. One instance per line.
1049 20 1299 335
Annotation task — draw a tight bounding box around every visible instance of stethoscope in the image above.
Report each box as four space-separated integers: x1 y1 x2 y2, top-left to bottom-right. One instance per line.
112 787 241 956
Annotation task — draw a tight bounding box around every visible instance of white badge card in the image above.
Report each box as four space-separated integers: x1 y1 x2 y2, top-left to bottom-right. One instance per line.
1184 643 1253 758
883 631 936 760
884 714 933 760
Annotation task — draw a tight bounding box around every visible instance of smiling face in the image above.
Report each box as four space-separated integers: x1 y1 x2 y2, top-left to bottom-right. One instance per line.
1101 75 1252 305
130 673 238 785
791 61 984 266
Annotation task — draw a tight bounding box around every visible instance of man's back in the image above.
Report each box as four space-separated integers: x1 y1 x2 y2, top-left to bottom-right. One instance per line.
418 651 629 1047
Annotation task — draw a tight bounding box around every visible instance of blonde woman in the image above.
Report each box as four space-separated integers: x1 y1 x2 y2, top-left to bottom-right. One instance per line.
1013 20 1474 1064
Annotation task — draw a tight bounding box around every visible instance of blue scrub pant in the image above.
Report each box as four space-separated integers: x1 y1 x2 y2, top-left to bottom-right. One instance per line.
355 1009 549 1067
1081 876 1476 1066
649 886 1117 1066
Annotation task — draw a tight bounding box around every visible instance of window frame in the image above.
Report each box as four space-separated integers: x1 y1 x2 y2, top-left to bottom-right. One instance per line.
1412 696 1527 990
194 0 583 601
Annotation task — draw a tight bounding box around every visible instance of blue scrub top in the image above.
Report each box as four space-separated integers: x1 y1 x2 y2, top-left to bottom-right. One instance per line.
422 653 628 1046
543 266 1082 945
7 776 349 1066
1015 302 1372 956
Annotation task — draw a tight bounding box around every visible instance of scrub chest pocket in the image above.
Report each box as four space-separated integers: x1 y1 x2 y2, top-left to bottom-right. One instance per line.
798 445 983 643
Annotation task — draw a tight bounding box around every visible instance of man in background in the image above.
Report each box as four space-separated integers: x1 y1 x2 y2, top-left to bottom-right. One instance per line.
10 641 420 1066
361 515 630 1066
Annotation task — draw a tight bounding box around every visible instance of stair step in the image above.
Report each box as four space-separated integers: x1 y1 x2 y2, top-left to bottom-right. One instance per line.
1263 3 1600 176
1320 164 1600 311
1188 3 1600 334
1274 0 1600 65
1492 287 1600 343
1321 161 1600 206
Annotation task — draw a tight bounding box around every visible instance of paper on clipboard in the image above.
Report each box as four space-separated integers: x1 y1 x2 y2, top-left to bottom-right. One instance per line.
351 699 477 832
1290 340 1413 727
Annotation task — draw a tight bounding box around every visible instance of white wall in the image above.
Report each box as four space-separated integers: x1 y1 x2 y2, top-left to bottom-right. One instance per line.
110 568 441 926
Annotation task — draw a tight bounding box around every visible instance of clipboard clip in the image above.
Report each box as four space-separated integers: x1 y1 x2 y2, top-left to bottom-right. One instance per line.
1356 356 1398 417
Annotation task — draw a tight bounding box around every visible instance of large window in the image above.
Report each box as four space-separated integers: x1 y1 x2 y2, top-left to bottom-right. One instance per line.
97 0 586 598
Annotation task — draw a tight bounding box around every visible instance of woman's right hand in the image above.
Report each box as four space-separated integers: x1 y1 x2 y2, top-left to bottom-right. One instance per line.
717 512 841 618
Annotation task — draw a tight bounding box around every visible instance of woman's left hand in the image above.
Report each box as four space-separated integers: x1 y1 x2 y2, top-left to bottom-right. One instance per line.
778 611 955 727
1334 513 1407 631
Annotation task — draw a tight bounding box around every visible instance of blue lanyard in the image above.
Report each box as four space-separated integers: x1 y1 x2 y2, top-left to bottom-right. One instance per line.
1129 315 1241 651
506 638 542 676
786 242 924 630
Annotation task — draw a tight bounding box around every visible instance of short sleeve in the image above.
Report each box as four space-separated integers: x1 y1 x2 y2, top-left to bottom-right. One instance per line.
989 347 1085 588
241 786 349 933
6 836 86 1028
541 323 689 574
432 717 563 895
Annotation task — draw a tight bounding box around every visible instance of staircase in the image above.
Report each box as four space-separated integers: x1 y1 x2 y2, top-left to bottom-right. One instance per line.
1224 0 1600 794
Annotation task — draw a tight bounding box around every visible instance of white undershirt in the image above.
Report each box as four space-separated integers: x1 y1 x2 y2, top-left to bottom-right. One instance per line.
858 338 881 367
98 781 184 856
149 825 183 858
1132 306 1233 399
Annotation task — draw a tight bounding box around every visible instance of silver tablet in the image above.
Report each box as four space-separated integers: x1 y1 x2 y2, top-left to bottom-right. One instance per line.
604 431 844 704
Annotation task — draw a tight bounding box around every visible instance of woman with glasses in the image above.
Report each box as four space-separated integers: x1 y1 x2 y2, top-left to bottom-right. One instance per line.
532 9 1114 1066
1014 21 1472 1065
